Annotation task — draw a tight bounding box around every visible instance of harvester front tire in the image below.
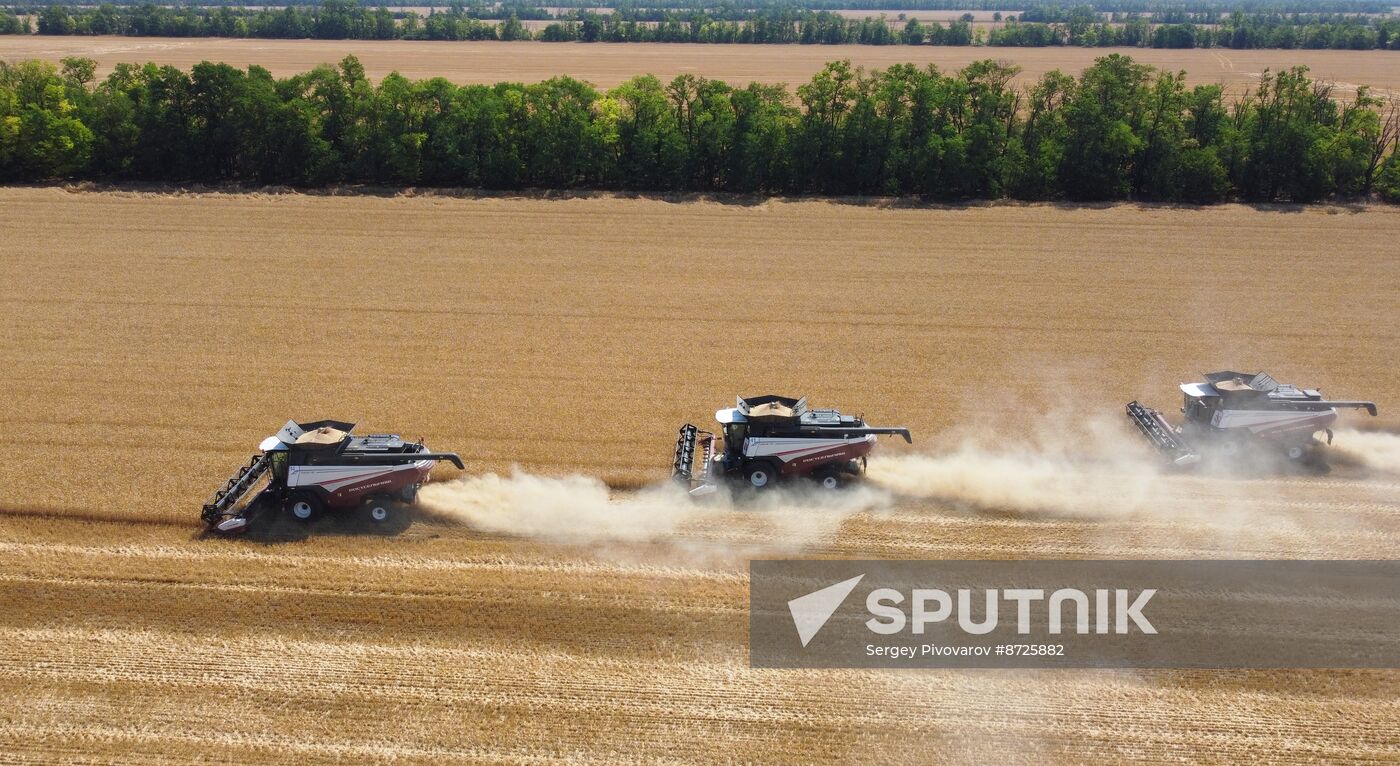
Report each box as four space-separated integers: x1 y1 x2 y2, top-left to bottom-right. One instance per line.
744 463 776 490
1285 445 1307 462
285 493 323 523
1212 438 1242 461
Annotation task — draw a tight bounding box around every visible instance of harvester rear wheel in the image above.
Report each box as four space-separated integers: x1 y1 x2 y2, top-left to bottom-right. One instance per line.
1285 445 1307 462
362 496 412 535
285 492 323 523
815 468 843 491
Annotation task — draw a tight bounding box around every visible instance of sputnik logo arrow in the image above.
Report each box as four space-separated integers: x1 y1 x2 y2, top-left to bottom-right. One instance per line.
788 574 864 647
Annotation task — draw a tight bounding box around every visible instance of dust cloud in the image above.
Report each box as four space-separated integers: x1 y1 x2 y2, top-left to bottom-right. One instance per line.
416 469 889 547
416 418 1394 555
865 411 1172 519
418 472 694 542
1330 429 1400 475
857 409 1399 558
865 447 1163 518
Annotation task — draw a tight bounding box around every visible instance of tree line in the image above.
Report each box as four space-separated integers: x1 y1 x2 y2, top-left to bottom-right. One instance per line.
545 0 1395 11
2 54 1398 203
8 0 1395 10
11 2 1400 50
987 11 1400 49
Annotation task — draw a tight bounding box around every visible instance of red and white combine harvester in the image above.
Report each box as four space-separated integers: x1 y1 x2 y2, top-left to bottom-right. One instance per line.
202 420 463 534
1127 371 1377 467
672 395 911 495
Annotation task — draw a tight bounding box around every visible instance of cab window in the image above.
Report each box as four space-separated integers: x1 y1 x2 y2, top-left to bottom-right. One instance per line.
724 423 748 452
270 451 288 480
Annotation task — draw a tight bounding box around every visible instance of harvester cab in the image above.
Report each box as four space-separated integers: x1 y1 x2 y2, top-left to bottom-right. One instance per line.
202 419 463 534
672 395 911 495
1127 371 1377 466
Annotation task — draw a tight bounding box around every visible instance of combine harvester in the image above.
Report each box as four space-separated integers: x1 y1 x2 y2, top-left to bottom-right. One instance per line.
1127 371 1377 467
202 420 463 534
672 395 911 495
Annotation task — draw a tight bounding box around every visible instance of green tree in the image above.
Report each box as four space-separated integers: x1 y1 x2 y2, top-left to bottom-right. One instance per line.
520 77 603 186
1232 67 1337 201
727 82 794 192
1176 146 1230 203
667 75 735 189
609 75 684 188
0 52 1390 202
0 60 94 179
793 60 858 192
1133 70 1191 199
1007 69 1074 199
37 5 75 35
944 59 1020 198
499 14 529 41
1377 151 1400 202
1059 54 1151 200
901 19 925 45
247 65 336 184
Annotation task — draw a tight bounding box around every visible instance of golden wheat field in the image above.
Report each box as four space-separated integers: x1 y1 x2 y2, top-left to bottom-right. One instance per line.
2 187 1399 763
4 36 1400 96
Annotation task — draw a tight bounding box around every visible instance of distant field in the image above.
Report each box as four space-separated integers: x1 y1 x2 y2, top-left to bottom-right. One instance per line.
3 36 1400 95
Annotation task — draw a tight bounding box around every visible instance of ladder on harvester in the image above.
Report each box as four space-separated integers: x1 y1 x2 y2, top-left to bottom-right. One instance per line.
1125 401 1199 466
202 453 272 524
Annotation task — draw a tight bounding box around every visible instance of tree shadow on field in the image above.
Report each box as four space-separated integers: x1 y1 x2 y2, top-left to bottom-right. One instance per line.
1237 199 1372 214
196 505 414 545
0 505 185 529
800 195 1380 214
48 182 1384 213
52 181 773 208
